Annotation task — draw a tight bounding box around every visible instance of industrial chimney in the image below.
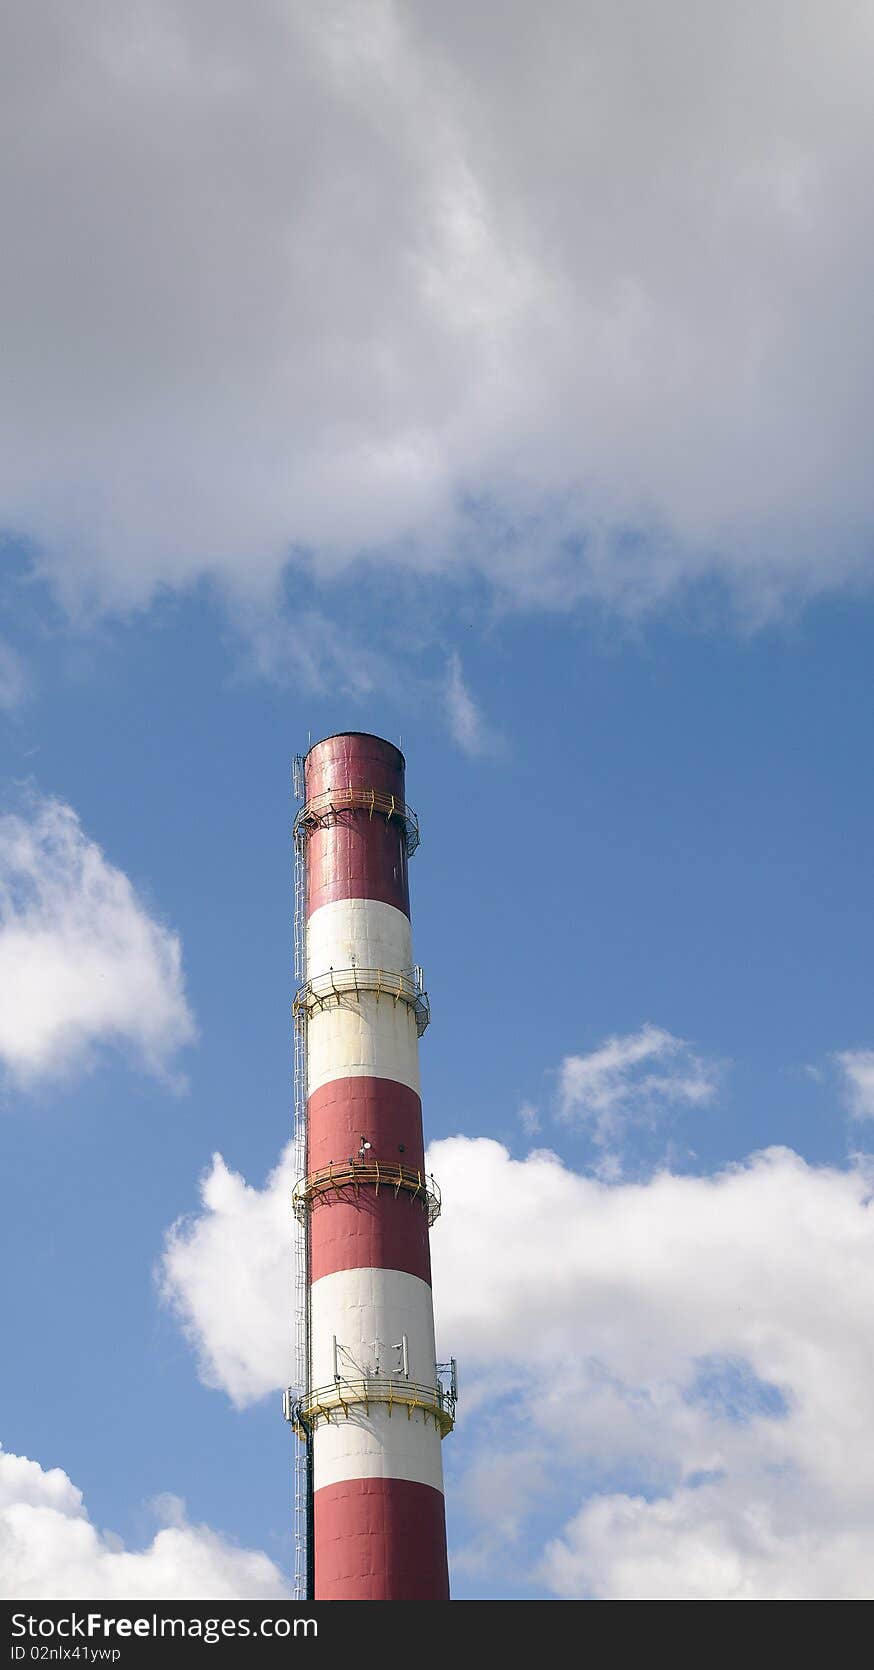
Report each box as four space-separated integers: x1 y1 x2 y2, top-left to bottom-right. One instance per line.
285 733 455 1600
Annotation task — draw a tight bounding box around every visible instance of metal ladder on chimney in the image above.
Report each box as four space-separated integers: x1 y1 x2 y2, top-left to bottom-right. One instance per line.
291 755 309 1600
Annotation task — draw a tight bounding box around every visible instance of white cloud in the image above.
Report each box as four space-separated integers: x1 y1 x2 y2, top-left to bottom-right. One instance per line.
434 1137 874 1597
557 1024 719 1146
518 1101 541 1135
443 652 497 756
0 641 27 710
0 794 195 1085
834 1049 874 1119
0 1445 289 1600
162 1126 874 1597
542 1477 874 1601
159 1145 297 1407
4 4 874 622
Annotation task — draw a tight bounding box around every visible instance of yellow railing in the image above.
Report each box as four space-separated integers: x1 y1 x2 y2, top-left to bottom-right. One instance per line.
292 966 430 1037
293 786 420 857
292 1161 441 1226
290 1377 455 1440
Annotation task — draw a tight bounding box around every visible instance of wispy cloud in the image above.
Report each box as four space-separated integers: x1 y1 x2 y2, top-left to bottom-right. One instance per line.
518 1101 541 1136
444 652 499 756
235 602 400 702
0 640 27 710
834 1049 874 1120
558 1024 719 1147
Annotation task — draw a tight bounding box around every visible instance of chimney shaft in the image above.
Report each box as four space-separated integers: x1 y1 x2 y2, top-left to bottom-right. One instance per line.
292 732 452 1600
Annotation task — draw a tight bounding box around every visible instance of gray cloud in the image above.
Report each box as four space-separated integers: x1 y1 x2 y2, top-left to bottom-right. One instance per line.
2 3 874 621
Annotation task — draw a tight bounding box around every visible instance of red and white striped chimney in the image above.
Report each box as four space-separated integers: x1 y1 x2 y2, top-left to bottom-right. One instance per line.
292 733 453 1600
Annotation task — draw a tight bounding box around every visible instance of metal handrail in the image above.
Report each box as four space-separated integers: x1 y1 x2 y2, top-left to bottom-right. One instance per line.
293 786 420 858
293 966 430 1037
291 1376 456 1440
293 1161 441 1227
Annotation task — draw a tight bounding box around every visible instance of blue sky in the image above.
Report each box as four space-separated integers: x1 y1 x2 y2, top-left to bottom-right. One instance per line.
4 572 874 1599
3 1 874 1602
